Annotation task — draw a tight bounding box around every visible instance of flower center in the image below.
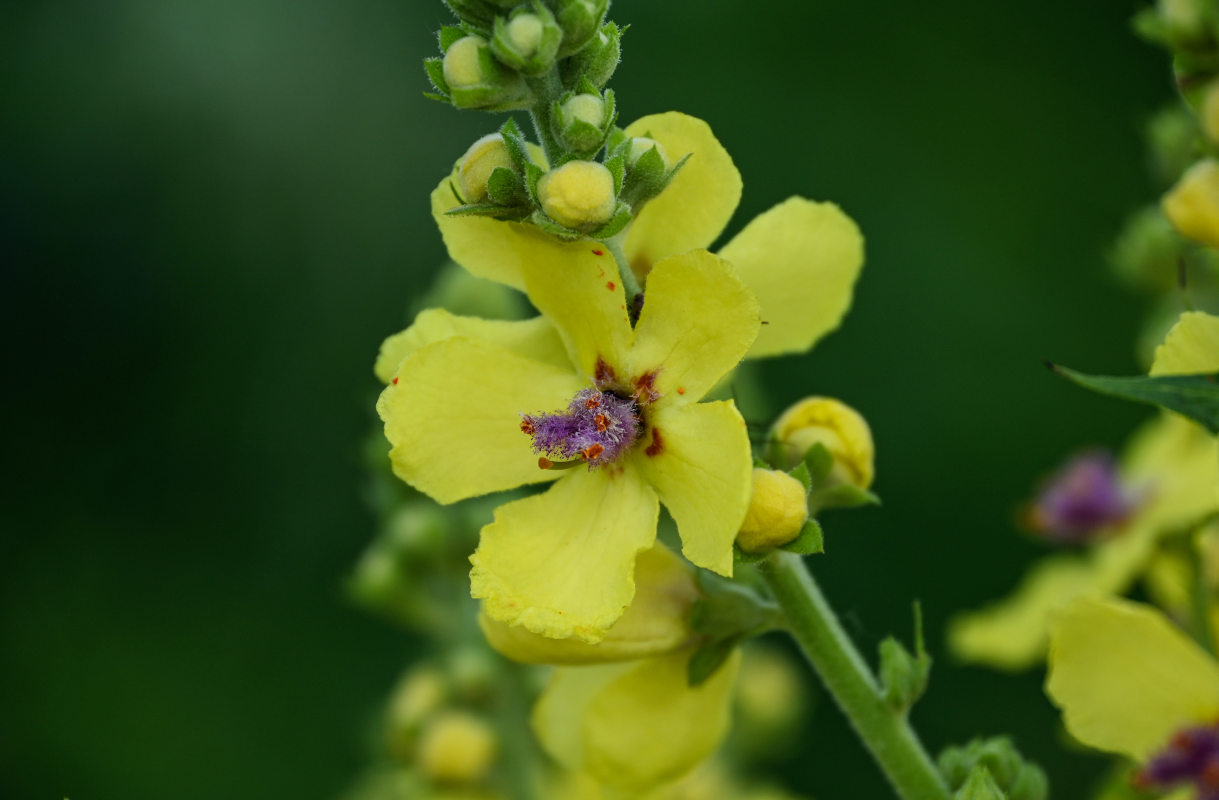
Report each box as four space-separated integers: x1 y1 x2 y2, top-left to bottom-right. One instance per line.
521 388 642 469
1137 723 1219 797
1027 450 1138 544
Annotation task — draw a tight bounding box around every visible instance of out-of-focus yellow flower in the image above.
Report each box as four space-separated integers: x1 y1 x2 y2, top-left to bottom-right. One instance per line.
737 469 809 553
770 396 875 488
431 112 864 360
948 313 1219 670
1163 160 1219 249
377 245 759 643
417 712 498 784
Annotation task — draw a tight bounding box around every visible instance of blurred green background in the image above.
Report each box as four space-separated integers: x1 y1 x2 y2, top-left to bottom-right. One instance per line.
1 0 1174 797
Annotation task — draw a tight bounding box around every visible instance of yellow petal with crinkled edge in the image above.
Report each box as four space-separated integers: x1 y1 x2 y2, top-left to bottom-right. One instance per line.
582 651 741 791
433 168 587 295
374 309 571 384
471 465 659 642
1046 596 1219 760
377 337 582 503
632 401 751 577
718 197 864 359
1151 311 1219 375
519 239 633 378
623 113 742 277
628 251 760 406
478 544 698 664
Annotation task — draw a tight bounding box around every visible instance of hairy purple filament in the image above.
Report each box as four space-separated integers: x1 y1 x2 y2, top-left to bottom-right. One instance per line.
521 388 642 469
1027 450 1137 544
1137 724 1219 799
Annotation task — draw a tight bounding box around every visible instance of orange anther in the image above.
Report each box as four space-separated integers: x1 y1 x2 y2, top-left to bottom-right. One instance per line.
594 413 609 432
520 420 536 435
580 443 604 460
538 457 554 469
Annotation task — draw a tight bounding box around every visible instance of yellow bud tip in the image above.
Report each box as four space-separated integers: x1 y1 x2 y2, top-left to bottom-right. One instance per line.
443 36 488 90
417 712 497 784
458 133 516 204
562 93 606 127
627 136 670 170
389 668 447 731
737 468 809 553
1163 159 1219 250
506 13 544 55
771 396 875 489
537 160 616 229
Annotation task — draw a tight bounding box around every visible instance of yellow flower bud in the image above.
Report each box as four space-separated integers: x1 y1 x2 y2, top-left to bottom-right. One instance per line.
417 712 497 784
627 136 670 170
1163 160 1219 249
389 667 447 731
771 396 875 489
505 13 545 55
537 160 616 229
479 545 697 663
1203 82 1219 145
736 468 809 553
458 134 516 204
442 36 488 91
561 93 606 128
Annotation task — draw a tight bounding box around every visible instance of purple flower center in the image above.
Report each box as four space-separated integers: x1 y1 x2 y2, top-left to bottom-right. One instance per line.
1137 723 1219 799
1028 450 1136 544
521 388 642 469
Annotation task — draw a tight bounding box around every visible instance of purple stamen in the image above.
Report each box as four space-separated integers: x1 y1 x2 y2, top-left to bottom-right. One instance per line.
521 388 642 469
1027 450 1137 544
1137 723 1219 798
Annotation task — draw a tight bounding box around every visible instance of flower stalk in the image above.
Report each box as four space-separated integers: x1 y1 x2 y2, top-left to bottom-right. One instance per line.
760 550 952 800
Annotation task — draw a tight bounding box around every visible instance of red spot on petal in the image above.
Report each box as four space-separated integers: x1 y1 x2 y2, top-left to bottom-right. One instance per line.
677 386 685 395
594 357 617 385
645 427 664 458
392 377 398 385
632 370 661 404
606 281 615 291
592 249 604 256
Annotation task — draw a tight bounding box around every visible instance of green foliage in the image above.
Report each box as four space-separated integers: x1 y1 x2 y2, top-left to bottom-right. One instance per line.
1049 362 1219 433
878 602 931 714
939 738 1048 800
688 572 783 687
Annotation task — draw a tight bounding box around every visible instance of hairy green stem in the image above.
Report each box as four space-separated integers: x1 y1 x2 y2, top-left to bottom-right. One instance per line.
759 551 952 800
526 70 565 166
602 234 643 320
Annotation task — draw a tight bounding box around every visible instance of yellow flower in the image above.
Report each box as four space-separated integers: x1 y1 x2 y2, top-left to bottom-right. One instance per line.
1163 160 1219 249
770 396 875 487
1046 596 1219 770
948 312 1219 670
377 241 760 642
430 112 864 360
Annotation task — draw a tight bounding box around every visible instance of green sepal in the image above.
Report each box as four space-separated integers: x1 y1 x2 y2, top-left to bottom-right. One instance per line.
752 455 771 469
878 601 931 714
442 0 498 31
953 767 1006 800
939 738 1049 800
485 166 528 206
587 201 632 239
686 635 742 687
733 544 770 565
424 58 451 96
560 21 622 88
687 571 781 686
802 442 835 484
439 25 468 51
490 2 563 76
605 151 625 194
498 117 540 171
443 202 531 222
781 518 824 556
605 126 627 156
788 461 813 493
423 91 451 104
522 161 547 205
810 483 881 513
1049 363 1219 434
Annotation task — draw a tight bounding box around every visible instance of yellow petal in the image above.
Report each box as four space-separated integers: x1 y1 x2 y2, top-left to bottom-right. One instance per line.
628 250 760 405
1046 596 1219 760
1162 159 1219 250
519 239 634 378
479 544 698 664
471 465 659 642
1150 310 1219 375
534 652 742 792
632 401 752 577
1122 413 1219 538
947 556 1101 670
718 197 865 359
377 337 582 503
374 309 570 384
583 651 741 791
623 113 742 276
432 163 583 294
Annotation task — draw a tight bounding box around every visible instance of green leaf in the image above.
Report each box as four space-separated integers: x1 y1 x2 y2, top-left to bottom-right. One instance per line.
878 602 931 713
423 58 450 95
782 518 824 555
686 636 741 687
438 25 467 51
1049 363 1219 434
811 483 881 512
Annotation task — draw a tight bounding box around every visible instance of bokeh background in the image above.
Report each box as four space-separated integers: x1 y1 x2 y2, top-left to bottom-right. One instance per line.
1 0 1174 797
